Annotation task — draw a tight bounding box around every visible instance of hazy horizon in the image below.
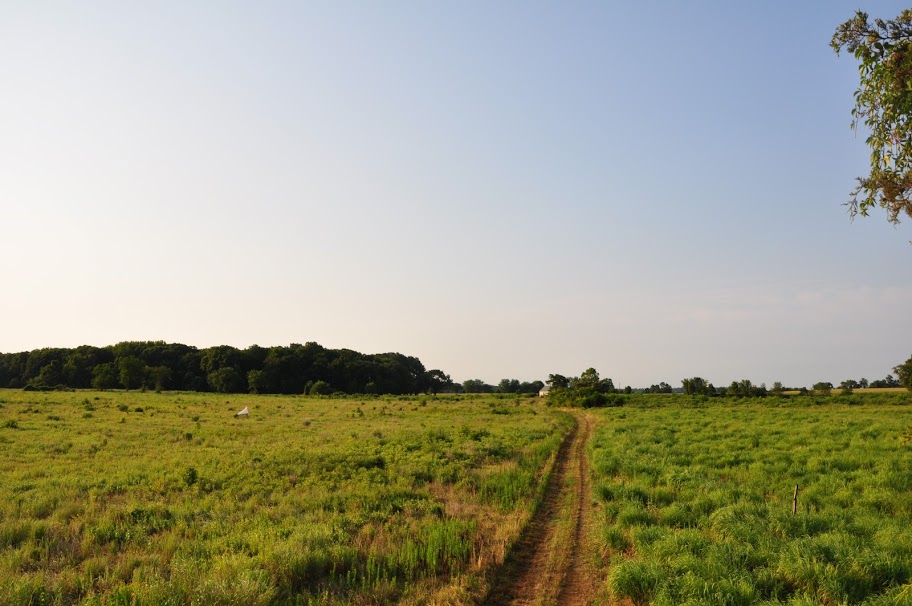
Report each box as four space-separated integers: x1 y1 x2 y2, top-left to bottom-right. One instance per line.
2 2 911 388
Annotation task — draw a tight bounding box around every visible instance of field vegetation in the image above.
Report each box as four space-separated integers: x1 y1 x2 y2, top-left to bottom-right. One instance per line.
5 387 912 605
0 390 570 605
589 394 912 605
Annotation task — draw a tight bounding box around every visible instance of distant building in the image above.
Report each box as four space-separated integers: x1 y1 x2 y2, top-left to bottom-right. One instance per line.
538 385 551 397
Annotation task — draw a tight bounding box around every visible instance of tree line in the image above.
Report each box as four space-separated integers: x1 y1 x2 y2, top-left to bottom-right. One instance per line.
0 341 456 395
545 368 630 407
460 378 544 394
546 357 912 407
5 341 908 398
0 341 552 396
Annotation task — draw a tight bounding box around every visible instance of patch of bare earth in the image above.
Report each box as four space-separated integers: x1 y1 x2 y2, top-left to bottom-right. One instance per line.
557 414 598 606
482 413 599 606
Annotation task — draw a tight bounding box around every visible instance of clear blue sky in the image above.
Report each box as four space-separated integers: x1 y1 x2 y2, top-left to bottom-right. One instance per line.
1 1 910 387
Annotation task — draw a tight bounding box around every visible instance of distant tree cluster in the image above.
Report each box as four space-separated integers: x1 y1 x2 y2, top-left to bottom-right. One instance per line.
461 379 496 393
678 377 768 398
896 356 912 390
0 341 454 395
723 379 768 398
868 375 902 389
546 368 626 408
460 378 544 394
643 382 674 394
678 358 912 398
825 361 912 392
835 377 883 390
812 381 835 395
681 377 715 396
495 378 545 394
840 379 867 390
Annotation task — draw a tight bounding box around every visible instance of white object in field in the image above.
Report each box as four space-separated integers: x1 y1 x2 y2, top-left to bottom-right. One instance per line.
538 385 551 397
235 406 249 417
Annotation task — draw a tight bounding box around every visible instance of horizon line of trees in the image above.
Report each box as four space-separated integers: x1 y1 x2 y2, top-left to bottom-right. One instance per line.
0 341 554 397
682 371 912 398
461 378 545 394
4 343 909 397
0 341 457 395
680 354 912 397
547 360 912 408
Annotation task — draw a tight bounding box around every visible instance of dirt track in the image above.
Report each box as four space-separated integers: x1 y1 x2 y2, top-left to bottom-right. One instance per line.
482 413 597 606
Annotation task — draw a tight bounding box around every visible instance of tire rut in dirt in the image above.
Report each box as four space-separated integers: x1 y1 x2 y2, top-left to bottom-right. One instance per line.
555 414 596 606
481 415 582 606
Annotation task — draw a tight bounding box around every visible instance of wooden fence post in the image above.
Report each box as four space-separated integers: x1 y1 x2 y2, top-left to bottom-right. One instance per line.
792 484 799 515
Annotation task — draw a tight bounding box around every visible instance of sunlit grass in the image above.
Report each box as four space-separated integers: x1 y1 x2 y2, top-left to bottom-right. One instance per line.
0 390 570 605
590 395 912 605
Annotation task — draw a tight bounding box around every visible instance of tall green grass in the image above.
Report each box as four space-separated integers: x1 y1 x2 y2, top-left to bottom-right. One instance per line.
591 396 912 605
0 390 569 604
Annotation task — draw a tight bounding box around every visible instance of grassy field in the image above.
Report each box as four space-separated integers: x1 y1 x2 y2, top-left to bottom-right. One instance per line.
5 389 912 605
0 390 571 605
781 388 907 396
589 394 912 606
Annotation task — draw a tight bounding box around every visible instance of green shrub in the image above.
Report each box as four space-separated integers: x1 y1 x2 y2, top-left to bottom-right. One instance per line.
308 380 332 396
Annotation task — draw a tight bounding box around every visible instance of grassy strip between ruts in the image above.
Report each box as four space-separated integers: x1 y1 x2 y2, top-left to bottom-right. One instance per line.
0 390 571 605
589 394 912 606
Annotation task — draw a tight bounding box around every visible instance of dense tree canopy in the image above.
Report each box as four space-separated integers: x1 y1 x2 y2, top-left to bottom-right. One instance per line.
812 381 834 395
895 354 912 390
0 341 453 395
459 378 543 394
461 379 496 394
869 374 901 388
642 382 674 394
681 377 715 396
546 367 623 408
832 10 912 223
546 374 570 389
